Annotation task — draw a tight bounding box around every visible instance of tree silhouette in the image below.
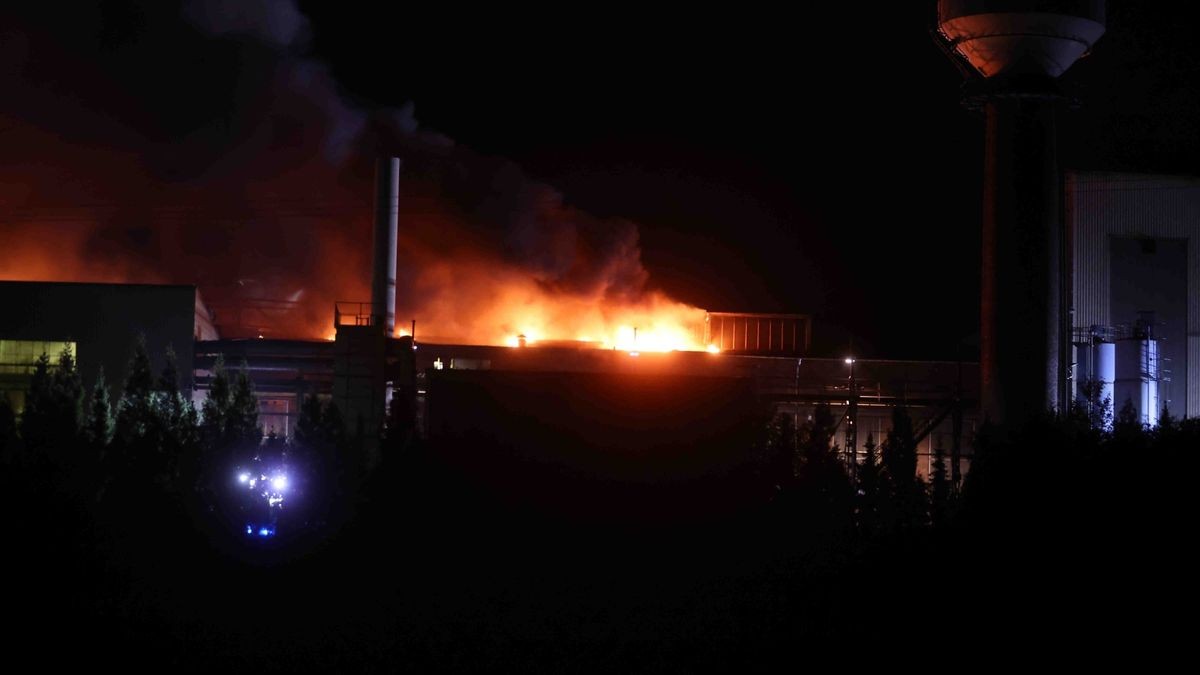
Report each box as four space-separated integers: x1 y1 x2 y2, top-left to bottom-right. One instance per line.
764 412 798 492
793 402 853 532
882 406 927 531
18 352 54 457
154 345 199 484
199 354 232 480
49 345 84 455
228 362 262 458
856 432 883 534
19 347 84 469
1078 378 1114 430
114 336 161 482
288 393 349 531
929 441 950 529
0 394 16 463
84 366 114 458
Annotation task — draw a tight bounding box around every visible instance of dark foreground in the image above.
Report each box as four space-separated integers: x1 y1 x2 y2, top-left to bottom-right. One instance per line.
6 436 1190 671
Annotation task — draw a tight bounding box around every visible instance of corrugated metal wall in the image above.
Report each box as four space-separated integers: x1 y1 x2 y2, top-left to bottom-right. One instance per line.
1069 171 1200 417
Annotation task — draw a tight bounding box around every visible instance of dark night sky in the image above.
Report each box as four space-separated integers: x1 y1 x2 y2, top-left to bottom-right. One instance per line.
4 2 1199 358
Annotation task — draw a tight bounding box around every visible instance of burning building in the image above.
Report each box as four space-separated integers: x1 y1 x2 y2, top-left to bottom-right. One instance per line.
1 152 982 486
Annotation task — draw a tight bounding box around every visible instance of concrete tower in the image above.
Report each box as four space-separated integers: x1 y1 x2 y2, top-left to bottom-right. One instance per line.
372 156 401 334
936 1 1105 424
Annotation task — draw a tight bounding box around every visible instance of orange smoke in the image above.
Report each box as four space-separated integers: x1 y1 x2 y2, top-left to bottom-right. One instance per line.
0 115 708 348
405 252 707 351
1 7 723 348
396 181 709 352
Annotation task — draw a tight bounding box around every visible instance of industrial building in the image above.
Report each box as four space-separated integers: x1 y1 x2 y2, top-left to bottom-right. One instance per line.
6 159 1199 486
0 280 216 411
1067 171 1200 423
0 281 981 485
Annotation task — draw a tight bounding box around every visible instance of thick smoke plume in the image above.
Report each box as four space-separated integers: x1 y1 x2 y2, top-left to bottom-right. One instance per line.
0 2 705 348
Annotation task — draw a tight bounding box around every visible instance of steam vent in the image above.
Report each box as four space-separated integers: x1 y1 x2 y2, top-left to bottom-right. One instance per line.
936 1 1106 424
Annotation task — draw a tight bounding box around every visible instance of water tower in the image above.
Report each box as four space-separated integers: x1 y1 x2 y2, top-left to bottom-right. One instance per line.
935 1 1105 424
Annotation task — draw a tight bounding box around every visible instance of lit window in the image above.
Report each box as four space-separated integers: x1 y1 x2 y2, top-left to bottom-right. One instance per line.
0 340 77 375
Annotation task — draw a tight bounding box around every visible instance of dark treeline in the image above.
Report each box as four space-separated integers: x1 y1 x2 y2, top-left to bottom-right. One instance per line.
0 337 373 556
1 340 1187 667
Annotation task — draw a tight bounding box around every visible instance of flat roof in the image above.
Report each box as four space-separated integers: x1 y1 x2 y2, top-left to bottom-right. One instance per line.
0 279 197 291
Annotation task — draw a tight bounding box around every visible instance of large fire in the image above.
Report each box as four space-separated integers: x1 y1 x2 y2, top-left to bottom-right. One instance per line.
1 41 711 350
2 7 727 350
491 303 709 353
396 250 711 352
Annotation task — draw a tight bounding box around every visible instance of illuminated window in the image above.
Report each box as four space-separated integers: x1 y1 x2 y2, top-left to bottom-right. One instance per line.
0 340 77 375
259 397 294 438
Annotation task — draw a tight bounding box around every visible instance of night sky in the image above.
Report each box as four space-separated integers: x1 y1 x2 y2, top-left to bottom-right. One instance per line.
4 2 1199 358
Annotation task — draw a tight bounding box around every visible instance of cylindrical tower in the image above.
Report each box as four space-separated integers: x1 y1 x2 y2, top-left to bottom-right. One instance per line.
1141 338 1159 426
1093 339 1115 427
372 156 401 334
936 1 1105 424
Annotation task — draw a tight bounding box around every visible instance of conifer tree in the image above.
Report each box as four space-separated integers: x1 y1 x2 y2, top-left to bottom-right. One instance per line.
115 336 155 442
930 441 950 528
20 347 85 465
155 345 198 483
84 366 114 454
883 406 917 483
295 394 324 452
50 345 84 438
882 406 927 530
200 353 231 454
1114 397 1141 433
228 362 261 454
766 412 798 489
321 400 346 451
0 393 17 464
115 335 159 479
794 402 853 528
19 353 54 454
857 432 883 533
1155 404 1179 450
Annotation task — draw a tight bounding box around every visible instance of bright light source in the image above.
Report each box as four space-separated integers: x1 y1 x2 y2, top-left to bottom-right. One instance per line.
238 472 250 484
258 528 273 537
629 351 640 357
246 525 253 535
272 475 287 491
248 478 257 489
707 344 720 354
845 358 855 365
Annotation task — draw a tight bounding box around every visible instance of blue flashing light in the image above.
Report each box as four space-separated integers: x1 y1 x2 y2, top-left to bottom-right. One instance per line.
258 527 273 537
246 525 253 535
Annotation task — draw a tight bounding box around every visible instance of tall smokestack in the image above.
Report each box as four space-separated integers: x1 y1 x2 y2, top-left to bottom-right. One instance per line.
372 156 400 334
936 1 1105 424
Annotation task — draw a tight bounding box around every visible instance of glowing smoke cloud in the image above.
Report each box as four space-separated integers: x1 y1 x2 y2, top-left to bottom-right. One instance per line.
0 2 707 348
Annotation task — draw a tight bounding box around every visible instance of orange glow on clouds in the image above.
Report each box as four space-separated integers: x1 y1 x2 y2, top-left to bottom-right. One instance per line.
1 113 710 347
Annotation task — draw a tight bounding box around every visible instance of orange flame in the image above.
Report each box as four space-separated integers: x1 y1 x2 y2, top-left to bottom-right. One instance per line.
406 264 707 351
